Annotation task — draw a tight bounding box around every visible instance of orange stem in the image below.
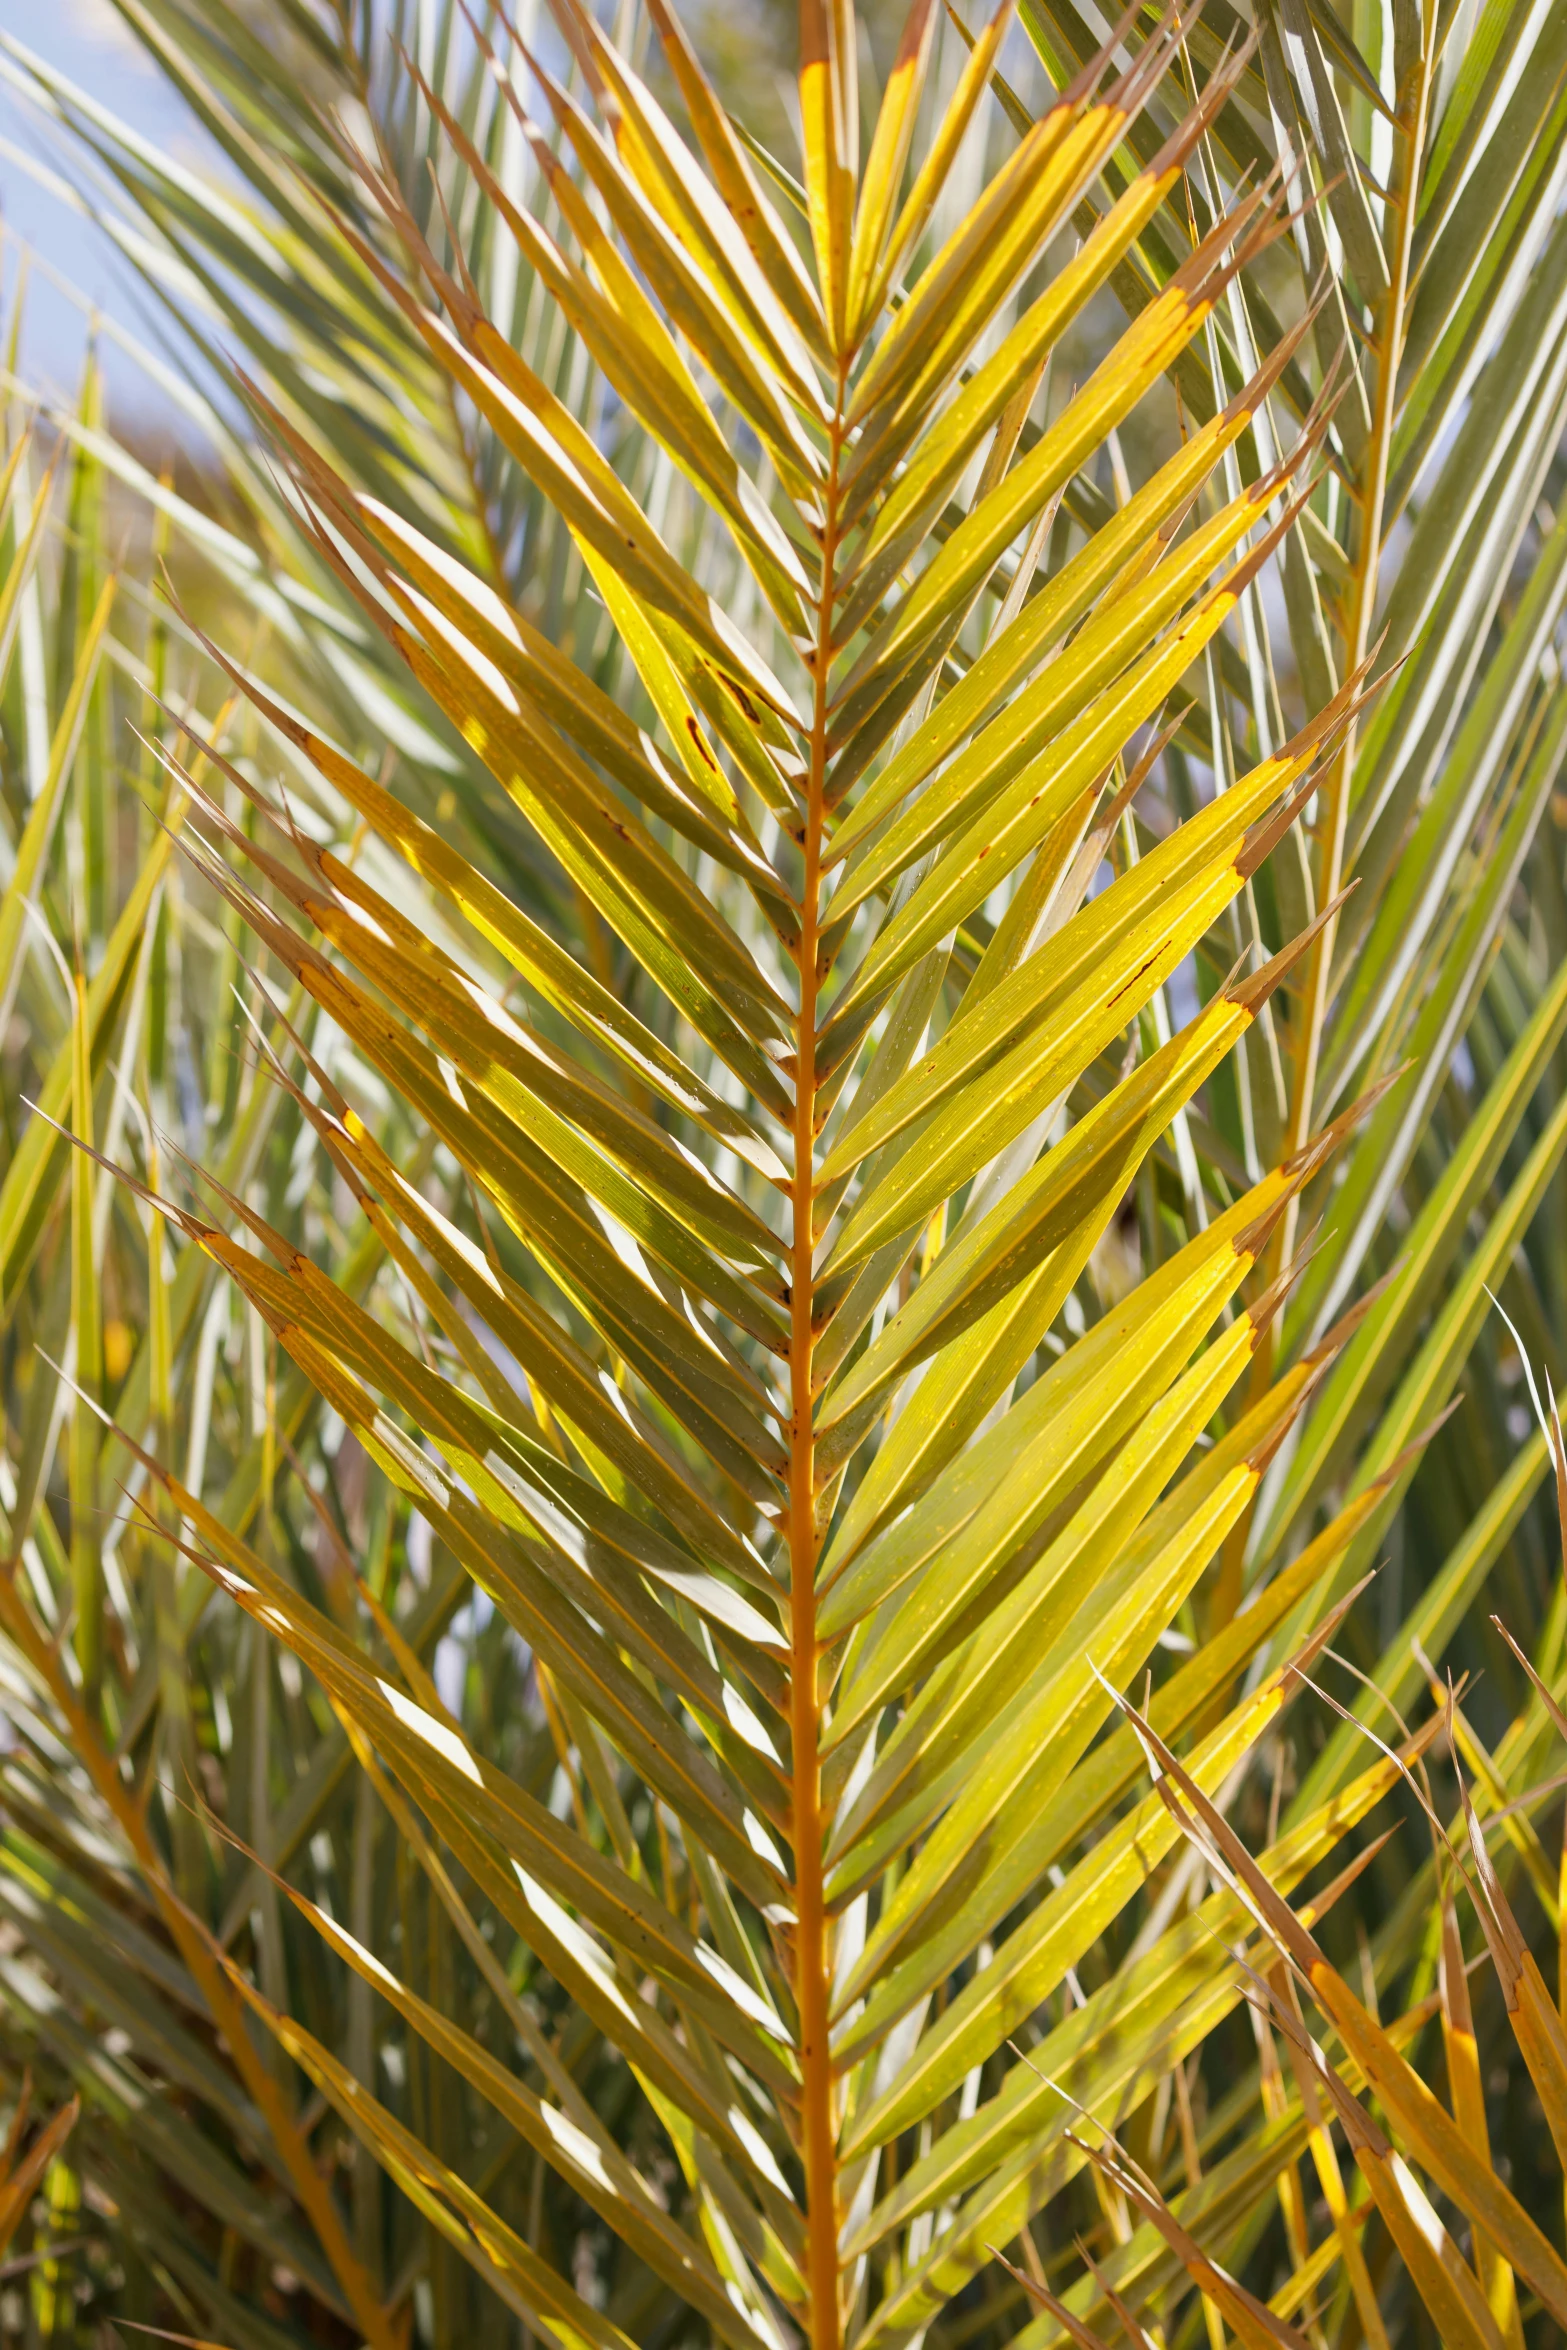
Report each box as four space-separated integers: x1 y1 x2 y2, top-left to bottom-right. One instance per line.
790 368 848 2350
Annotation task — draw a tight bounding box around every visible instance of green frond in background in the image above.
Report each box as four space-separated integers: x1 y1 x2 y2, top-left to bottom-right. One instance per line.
0 0 1566 2344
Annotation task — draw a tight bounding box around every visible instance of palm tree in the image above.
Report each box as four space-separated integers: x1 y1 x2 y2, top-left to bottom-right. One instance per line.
0 0 1566 2343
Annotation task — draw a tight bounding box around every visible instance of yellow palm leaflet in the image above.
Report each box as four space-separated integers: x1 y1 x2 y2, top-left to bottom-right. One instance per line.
825 314 1318 833
549 0 829 406
831 185 1282 721
838 39 1259 555
827 466 1305 928
817 1174 1295 1662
